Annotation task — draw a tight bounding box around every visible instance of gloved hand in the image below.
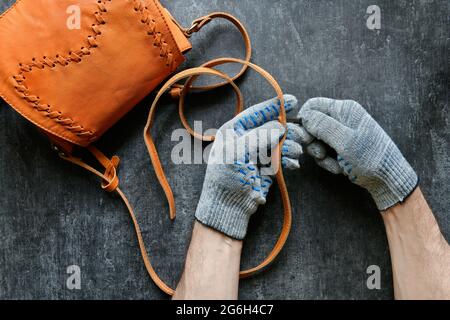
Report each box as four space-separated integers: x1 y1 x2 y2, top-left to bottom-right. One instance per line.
297 98 418 211
195 95 303 240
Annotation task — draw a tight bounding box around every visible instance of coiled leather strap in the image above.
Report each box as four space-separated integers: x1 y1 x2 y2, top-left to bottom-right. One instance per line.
58 15 292 296
170 12 252 94
144 59 292 294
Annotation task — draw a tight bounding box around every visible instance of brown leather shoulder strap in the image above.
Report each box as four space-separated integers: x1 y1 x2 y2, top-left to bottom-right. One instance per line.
59 60 293 296
170 12 252 95
59 146 175 295
144 67 244 220
144 59 293 292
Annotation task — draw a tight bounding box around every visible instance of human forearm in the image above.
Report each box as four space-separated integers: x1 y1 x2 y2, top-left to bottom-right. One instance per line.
173 222 243 300
382 188 450 300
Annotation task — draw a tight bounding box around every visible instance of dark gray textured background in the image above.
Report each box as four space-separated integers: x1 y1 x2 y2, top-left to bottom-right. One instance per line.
0 0 448 300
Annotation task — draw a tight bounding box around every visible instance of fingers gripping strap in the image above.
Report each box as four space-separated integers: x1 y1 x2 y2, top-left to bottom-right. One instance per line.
144 59 293 294
171 12 252 94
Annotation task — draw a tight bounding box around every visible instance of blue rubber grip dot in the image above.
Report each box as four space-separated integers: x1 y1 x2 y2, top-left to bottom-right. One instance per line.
239 119 248 130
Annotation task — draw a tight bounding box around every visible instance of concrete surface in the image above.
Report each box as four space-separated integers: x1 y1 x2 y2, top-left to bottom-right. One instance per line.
0 0 448 300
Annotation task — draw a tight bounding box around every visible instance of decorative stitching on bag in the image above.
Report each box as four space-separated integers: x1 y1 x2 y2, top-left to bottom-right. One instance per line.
10 0 114 142
132 0 175 70
10 0 177 143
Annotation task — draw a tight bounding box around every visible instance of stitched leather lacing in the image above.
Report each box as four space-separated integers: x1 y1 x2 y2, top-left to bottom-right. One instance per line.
10 0 114 141
133 0 176 70
11 0 178 145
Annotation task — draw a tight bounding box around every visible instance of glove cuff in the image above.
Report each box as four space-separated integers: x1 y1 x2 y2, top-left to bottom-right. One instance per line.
370 144 419 211
195 182 259 240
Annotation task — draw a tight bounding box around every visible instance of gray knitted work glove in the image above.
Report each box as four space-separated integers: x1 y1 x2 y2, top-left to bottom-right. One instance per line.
298 98 418 211
195 95 303 240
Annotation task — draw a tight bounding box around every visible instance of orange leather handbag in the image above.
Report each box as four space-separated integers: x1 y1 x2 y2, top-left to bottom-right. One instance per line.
0 0 292 296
